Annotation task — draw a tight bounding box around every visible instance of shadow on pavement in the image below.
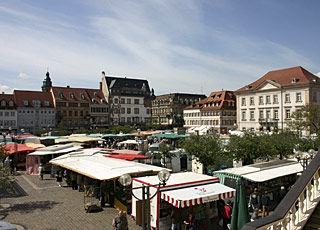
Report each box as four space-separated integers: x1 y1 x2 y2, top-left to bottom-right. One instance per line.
0 181 28 198
9 201 61 213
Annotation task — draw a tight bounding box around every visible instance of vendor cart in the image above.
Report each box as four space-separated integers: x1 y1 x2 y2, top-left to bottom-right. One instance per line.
84 186 102 213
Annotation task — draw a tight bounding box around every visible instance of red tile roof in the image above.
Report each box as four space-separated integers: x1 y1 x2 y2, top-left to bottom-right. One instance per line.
185 91 236 111
0 94 16 109
237 66 319 92
14 90 54 108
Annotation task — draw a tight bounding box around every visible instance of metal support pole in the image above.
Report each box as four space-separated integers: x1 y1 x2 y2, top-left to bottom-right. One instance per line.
146 186 150 230
142 185 146 230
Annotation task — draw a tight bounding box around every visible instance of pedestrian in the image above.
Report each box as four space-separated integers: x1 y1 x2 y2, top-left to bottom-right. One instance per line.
171 208 181 230
249 187 260 214
279 186 287 202
112 210 128 230
56 170 63 187
77 173 83 192
184 212 195 230
71 171 77 190
261 191 271 217
222 200 232 230
251 208 260 221
38 163 44 180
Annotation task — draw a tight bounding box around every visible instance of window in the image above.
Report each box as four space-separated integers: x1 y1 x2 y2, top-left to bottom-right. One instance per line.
146 109 150 114
266 110 271 119
266 95 271 104
241 111 246 121
121 117 125 123
250 111 255 120
127 99 131 104
259 110 264 119
134 108 139 114
241 98 246 106
24 100 28 106
127 108 131 114
5 112 9 116
134 99 139 104
10 112 15 116
121 108 125 114
8 101 14 107
250 97 254 105
74 111 78 116
80 93 85 100
259 96 263 105
70 93 74 99
69 111 72 116
1 100 5 106
58 92 63 98
127 117 131 123
274 110 278 119
273 95 278 104
285 94 290 103
44 101 50 106
33 100 41 108
114 98 118 104
286 109 291 119
296 92 302 102
120 98 125 104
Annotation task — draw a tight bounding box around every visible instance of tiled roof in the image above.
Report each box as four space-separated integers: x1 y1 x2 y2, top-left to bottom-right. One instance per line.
14 90 54 108
237 66 319 92
0 94 16 109
184 91 236 111
85 89 107 105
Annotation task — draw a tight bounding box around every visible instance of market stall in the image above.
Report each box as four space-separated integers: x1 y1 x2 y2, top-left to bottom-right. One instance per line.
131 172 235 230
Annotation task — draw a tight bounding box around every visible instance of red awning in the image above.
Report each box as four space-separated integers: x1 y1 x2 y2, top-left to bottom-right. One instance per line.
104 154 151 161
2 144 35 155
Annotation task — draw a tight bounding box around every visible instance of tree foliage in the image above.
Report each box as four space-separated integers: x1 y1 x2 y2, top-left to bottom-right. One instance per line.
181 135 223 171
155 142 176 167
270 131 298 159
0 146 13 189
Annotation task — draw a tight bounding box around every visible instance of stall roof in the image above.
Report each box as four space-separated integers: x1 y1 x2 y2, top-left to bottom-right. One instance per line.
28 144 83 156
213 159 303 183
161 183 235 208
120 140 139 145
152 134 189 139
111 149 142 155
25 143 45 149
3 144 35 155
55 136 104 144
104 154 151 161
49 149 166 181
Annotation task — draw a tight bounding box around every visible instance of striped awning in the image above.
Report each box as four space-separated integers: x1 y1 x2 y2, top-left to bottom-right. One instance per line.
160 183 235 208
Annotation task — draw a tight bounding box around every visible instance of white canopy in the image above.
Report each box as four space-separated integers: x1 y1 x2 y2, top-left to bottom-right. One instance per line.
49 149 166 181
161 183 235 208
28 144 83 156
120 140 139 145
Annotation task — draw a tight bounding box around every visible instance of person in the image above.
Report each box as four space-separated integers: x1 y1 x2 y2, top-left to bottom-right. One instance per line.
38 163 44 180
279 186 287 201
70 171 77 190
171 208 181 230
261 191 271 217
184 213 195 230
251 208 260 221
56 170 63 187
222 200 232 230
112 210 128 230
249 188 260 219
77 173 83 192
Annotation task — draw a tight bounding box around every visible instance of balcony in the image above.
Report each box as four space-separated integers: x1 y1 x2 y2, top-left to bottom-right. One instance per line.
259 118 278 123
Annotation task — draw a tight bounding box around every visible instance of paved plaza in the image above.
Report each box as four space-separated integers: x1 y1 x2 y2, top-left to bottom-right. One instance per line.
0 172 140 230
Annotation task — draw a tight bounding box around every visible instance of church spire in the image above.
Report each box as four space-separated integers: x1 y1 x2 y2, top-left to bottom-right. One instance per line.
42 71 52 92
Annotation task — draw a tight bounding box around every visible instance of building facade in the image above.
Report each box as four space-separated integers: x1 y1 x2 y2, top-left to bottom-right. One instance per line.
14 90 55 133
0 93 17 133
235 66 320 135
152 93 206 126
183 91 236 134
100 71 154 126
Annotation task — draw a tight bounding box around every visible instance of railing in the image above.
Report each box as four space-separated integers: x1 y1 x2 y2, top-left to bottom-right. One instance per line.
242 151 320 230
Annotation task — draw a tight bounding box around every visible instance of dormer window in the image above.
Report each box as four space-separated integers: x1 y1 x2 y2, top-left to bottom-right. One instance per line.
70 93 74 99
92 98 96 103
58 92 63 98
80 93 85 100
101 99 106 104
44 101 50 106
24 100 28 106
94 92 98 96
33 100 41 108
1 100 5 106
291 78 298 83
9 101 14 107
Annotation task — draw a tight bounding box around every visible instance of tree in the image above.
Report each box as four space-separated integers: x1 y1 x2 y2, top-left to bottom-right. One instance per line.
181 135 223 172
270 131 298 159
288 104 320 134
155 142 175 168
0 146 13 189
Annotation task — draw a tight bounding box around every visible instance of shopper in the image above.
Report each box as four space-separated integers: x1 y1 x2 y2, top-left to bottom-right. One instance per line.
38 163 44 180
249 187 261 219
77 173 83 192
112 210 128 230
56 170 63 187
261 191 271 217
184 213 195 230
70 172 77 190
279 186 287 201
171 208 181 230
222 200 232 230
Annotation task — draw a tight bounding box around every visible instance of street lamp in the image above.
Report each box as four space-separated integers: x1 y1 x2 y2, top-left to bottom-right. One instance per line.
119 169 171 230
296 149 315 170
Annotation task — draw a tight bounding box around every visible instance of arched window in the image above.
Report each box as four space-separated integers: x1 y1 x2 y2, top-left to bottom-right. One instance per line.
70 93 74 99
80 93 85 100
8 101 14 107
58 92 63 98
1 100 6 106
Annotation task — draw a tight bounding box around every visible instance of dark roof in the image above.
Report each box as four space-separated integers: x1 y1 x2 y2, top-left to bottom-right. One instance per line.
85 89 107 105
14 90 54 108
155 93 206 99
0 94 16 109
237 66 319 92
185 90 236 111
105 76 152 97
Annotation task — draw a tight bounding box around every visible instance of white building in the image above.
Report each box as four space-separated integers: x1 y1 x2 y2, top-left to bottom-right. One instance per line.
235 66 320 135
100 72 154 126
0 93 17 133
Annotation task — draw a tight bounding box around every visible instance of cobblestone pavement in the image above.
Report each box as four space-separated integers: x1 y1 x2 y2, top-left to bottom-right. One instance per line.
0 172 140 230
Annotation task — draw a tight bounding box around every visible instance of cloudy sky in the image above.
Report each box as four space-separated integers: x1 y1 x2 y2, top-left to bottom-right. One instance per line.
0 0 319 96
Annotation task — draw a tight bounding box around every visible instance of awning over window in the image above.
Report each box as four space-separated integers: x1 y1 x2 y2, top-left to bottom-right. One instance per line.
161 183 235 208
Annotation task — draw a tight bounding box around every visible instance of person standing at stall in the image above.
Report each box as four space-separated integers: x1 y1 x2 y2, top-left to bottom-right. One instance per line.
222 200 232 230
184 212 195 230
112 210 128 230
77 173 83 192
171 208 181 230
249 187 261 219
56 170 63 187
279 186 287 202
38 163 44 180
261 191 271 217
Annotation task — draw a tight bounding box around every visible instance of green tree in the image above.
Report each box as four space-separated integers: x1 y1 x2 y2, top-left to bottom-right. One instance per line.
154 142 175 168
0 146 13 189
270 131 298 159
181 135 223 172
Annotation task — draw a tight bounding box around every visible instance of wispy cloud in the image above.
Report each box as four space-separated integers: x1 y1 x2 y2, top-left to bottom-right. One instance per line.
0 85 14 94
18 72 30 79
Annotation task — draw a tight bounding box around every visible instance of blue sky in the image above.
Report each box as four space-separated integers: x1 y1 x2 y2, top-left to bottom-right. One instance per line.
0 0 319 96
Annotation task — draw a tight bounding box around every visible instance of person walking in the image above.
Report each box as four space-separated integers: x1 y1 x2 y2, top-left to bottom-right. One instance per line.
261 191 271 217
56 170 63 187
70 171 77 190
77 173 83 192
222 200 232 230
38 163 44 180
112 210 128 230
249 187 261 219
279 186 287 202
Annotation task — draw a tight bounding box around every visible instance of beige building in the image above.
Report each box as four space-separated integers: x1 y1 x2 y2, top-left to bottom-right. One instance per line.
235 66 320 135
183 91 236 134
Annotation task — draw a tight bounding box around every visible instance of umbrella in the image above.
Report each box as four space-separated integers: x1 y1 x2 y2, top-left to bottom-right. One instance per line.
230 177 250 230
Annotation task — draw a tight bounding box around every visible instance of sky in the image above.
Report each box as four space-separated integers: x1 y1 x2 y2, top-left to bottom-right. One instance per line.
0 0 320 96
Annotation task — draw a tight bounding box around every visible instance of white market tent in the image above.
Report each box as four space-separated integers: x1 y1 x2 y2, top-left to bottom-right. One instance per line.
213 159 303 183
49 149 167 181
54 136 104 144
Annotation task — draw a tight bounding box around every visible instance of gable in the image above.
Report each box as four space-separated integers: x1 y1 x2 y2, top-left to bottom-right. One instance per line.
256 80 280 91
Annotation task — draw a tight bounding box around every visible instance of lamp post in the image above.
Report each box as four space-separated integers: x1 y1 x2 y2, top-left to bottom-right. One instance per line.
119 169 171 230
296 149 315 170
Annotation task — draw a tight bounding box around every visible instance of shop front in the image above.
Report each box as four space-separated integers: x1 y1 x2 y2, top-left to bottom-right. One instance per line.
131 172 235 230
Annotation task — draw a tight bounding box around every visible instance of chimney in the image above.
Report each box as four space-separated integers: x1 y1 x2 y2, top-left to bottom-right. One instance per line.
101 71 105 78
67 85 70 88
